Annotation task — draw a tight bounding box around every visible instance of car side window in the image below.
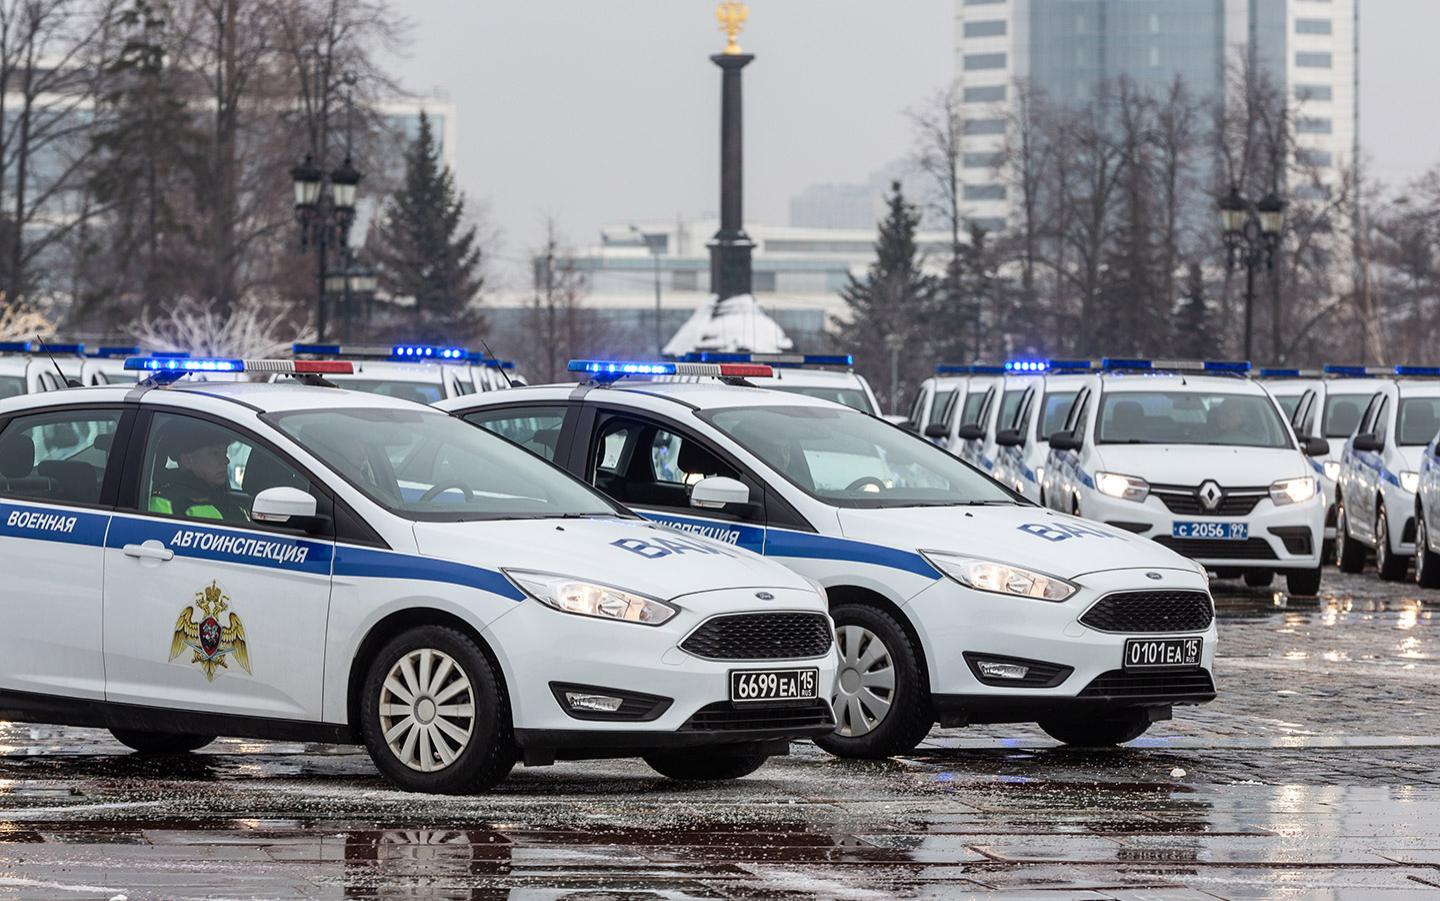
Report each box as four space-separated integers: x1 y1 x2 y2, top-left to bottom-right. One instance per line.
590 415 750 517
464 406 568 462
1357 394 1382 437
1063 389 1091 436
1372 397 1391 446
1293 390 1315 434
0 409 123 506
139 412 312 526
926 390 955 429
1014 387 1035 433
905 387 929 430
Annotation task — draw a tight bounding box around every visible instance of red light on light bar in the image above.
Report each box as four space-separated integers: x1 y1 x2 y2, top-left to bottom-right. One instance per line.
718 363 773 378
294 360 354 374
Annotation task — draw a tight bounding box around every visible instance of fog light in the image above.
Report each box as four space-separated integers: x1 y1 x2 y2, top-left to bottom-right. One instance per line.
565 692 623 713
977 661 1030 681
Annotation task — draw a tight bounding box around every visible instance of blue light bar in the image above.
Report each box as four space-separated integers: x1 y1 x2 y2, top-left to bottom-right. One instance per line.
1323 364 1389 378
89 345 141 358
0 341 34 353
1102 358 1252 374
1395 366 1440 377
125 356 243 374
1259 368 1300 377
1203 360 1252 373
392 344 468 360
1004 359 1050 373
42 343 85 355
570 360 676 377
152 351 191 359
1048 359 1097 372
936 364 1005 375
690 352 854 368
293 342 470 361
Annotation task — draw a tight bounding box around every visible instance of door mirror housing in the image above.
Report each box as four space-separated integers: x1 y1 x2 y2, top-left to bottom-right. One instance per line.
957 424 985 441
1302 436 1331 457
251 486 327 532
1049 431 1083 451
1352 433 1383 453
995 428 1024 447
923 423 948 440
690 476 751 510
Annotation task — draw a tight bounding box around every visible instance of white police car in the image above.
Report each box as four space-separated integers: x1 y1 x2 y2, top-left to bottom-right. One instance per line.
0 355 838 792
684 353 885 417
440 359 1219 754
0 341 75 395
961 363 1050 476
902 369 967 444
908 365 1006 457
291 343 483 403
1255 368 1322 423
1334 367 1440 581
1041 359 1329 596
991 360 1093 502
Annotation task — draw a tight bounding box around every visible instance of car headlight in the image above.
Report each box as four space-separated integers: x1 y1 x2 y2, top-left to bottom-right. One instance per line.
922 551 1077 602
505 571 677 625
1322 460 1341 482
1095 471 1149 502
1269 476 1318 506
1401 471 1421 494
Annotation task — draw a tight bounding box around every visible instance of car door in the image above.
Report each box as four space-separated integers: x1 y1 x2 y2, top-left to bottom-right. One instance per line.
904 383 932 437
582 409 773 554
1349 394 1385 541
102 409 335 720
0 404 130 700
460 403 576 465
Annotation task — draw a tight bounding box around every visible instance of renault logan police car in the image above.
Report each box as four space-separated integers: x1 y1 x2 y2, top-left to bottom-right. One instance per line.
291 343 496 403
992 360 1092 502
1041 359 1329 595
441 359 1219 754
1334 367 1440 581
0 355 838 793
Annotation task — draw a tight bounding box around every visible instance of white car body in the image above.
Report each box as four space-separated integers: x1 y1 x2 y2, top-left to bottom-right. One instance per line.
442 367 1219 749
903 373 969 445
962 372 1045 477
992 368 1092 502
1288 371 1393 549
1334 371 1440 579
0 365 837 790
0 346 69 396
1040 362 1326 592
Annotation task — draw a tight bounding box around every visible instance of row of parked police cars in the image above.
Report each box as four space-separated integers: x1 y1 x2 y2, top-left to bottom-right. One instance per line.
0 337 1419 794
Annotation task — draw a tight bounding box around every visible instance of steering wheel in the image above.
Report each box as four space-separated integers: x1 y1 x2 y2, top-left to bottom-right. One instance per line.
419 481 477 504
845 476 887 494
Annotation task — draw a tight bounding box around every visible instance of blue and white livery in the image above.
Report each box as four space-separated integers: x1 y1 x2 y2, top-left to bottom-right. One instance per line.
991 360 1093 501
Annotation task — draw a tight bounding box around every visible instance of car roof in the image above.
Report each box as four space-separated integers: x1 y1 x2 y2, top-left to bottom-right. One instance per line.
0 356 34 375
0 379 438 416
1324 378 1388 394
1396 379 1440 398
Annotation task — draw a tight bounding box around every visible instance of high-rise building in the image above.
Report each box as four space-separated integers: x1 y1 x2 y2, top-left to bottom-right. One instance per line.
954 0 1358 226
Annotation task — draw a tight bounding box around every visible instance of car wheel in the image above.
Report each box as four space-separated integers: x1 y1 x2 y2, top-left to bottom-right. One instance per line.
815 603 932 759
1336 496 1367 574
643 749 769 781
360 625 515 794
1243 570 1274 588
1039 711 1151 747
1376 501 1408 582
1417 508 1440 588
1285 566 1324 597
110 729 215 754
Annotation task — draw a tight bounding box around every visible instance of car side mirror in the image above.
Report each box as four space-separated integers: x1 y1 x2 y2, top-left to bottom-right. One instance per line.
995 428 1024 447
1303 436 1331 457
923 423 948 440
1352 433 1383 453
690 476 751 510
957 424 985 441
252 486 328 532
1049 431 1083 451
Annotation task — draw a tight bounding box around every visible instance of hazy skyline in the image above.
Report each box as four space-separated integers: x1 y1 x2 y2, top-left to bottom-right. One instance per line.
390 1 1440 285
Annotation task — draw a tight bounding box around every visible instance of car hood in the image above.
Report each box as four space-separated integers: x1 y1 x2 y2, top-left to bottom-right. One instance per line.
411 516 814 599
834 504 1196 580
1091 445 1308 486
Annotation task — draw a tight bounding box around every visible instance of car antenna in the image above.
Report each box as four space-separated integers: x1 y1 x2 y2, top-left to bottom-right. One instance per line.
35 334 74 388
477 335 514 389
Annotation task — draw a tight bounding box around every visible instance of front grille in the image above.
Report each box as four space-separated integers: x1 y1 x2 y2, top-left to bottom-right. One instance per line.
1079 669 1216 700
681 699 835 732
680 612 833 661
1154 536 1277 560
1152 485 1265 517
1080 591 1214 633
1268 526 1314 556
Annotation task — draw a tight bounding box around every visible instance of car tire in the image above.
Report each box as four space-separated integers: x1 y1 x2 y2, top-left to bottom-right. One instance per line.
1417 509 1440 589
1285 566 1324 597
1039 711 1151 747
110 729 215 754
360 625 515 795
1243 570 1274 588
816 603 932 759
643 750 769 781
1336 496 1366 574
1375 501 1409 582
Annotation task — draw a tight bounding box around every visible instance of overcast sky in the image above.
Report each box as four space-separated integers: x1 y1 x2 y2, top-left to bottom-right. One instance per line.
390 1 1440 284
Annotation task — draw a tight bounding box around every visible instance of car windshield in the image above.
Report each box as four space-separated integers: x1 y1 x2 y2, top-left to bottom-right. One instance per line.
764 384 876 414
1098 391 1292 448
1039 391 1078 440
1322 393 1367 438
959 390 988 427
702 405 1016 508
1275 394 1303 419
270 407 622 521
331 378 444 406
1397 397 1440 446
0 375 23 398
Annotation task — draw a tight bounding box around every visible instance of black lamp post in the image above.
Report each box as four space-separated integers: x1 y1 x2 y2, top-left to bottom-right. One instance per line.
326 262 379 342
1220 185 1286 361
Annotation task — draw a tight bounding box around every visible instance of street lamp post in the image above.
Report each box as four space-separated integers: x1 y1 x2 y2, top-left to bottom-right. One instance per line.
1220 185 1286 361
325 263 379 342
630 225 664 356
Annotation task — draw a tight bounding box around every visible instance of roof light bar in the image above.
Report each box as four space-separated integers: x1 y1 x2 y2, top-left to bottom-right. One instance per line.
1322 364 1390 378
1101 358 1252 374
41 343 85 355
568 359 772 384
935 363 1006 375
1394 366 1440 378
124 356 354 382
88 345 141 358
688 352 854 368
0 341 34 353
292 343 469 361
1048 359 1097 372
1258 367 1322 378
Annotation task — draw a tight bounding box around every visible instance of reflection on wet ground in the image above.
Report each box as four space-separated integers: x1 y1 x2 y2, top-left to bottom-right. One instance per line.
0 572 1436 898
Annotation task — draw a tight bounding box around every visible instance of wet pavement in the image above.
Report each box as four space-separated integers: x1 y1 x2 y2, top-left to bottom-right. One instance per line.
0 570 1436 899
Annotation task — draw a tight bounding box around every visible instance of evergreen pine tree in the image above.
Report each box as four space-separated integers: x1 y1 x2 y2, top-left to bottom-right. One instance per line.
833 182 934 413
1174 261 1214 357
372 112 485 338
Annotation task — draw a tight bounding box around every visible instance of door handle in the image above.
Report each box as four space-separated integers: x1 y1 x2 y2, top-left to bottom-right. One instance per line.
123 542 174 562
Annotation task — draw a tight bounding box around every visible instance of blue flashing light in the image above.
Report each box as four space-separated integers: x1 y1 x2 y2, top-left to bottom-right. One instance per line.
1395 366 1440 378
1259 368 1302 377
124 356 243 374
1004 359 1050 373
293 343 342 356
1102 358 1154 371
569 360 676 378
90 345 141 358
0 341 34 353
392 344 468 361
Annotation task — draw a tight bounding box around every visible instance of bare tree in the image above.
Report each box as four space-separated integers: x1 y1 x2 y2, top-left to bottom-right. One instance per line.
523 221 596 384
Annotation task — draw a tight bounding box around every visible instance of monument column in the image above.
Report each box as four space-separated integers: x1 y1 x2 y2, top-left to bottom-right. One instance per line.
709 2 754 300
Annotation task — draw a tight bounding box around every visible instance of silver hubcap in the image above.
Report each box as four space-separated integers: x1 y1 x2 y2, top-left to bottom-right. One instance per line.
831 625 896 737
379 649 475 773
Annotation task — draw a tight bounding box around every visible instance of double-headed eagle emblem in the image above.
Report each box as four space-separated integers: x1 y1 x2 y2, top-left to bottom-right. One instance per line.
170 581 251 682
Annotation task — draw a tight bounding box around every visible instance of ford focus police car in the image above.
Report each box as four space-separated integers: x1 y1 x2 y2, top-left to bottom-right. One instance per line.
1334 367 1440 581
441 359 1219 754
1041 359 1329 596
0 355 838 792
291 343 486 403
992 360 1092 502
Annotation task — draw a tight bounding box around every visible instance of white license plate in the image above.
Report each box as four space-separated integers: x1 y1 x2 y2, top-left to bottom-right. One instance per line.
1172 521 1248 540
1124 637 1203 670
729 668 819 703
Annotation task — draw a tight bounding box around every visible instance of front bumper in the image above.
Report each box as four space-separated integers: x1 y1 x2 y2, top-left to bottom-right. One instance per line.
1087 489 1324 570
484 587 839 757
904 567 1218 721
1382 481 1418 556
